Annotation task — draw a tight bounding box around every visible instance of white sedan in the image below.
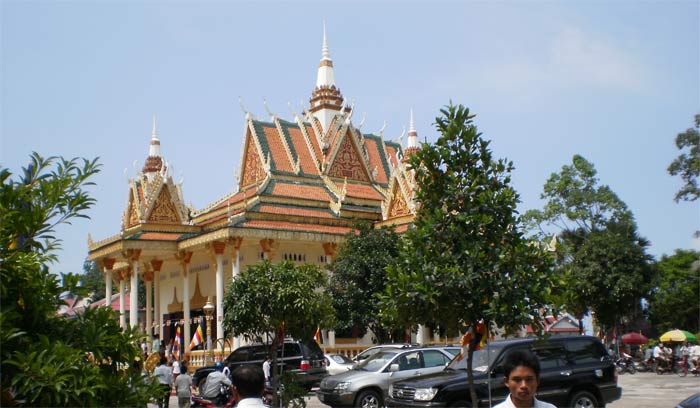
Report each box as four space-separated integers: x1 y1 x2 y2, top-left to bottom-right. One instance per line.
323 353 354 375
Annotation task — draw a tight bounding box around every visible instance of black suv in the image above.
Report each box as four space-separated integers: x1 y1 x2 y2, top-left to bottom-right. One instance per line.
386 335 621 408
192 339 327 390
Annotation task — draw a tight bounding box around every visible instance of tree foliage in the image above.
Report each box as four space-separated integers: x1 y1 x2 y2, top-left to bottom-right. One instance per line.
569 221 656 329
648 249 700 333
524 154 631 236
80 260 106 302
1 153 160 406
524 155 656 334
668 114 700 202
382 104 555 407
222 260 335 405
329 222 402 342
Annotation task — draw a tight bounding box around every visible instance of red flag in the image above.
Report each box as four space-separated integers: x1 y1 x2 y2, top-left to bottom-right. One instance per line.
313 327 321 343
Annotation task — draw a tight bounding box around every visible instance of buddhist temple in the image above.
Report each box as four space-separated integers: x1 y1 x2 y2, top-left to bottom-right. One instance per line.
87 25 421 351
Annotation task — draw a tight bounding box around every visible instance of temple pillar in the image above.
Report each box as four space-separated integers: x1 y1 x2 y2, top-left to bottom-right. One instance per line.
119 269 127 329
417 325 428 345
228 237 243 349
259 238 278 261
178 251 193 346
102 258 115 307
212 241 226 349
124 249 142 329
151 259 164 341
142 266 154 350
322 242 338 264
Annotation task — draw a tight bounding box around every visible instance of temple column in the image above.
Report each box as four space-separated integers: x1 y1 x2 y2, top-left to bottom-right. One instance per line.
151 259 164 341
102 258 115 307
142 266 154 350
119 269 127 329
259 238 278 261
228 237 243 349
211 241 226 349
322 242 338 346
177 251 193 347
124 249 142 329
417 325 428 345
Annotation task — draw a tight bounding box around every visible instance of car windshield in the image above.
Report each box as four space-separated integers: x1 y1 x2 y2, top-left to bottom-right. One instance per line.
446 347 500 372
354 351 398 372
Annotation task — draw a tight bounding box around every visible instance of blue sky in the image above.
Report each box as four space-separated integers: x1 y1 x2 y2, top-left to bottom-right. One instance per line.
2 0 698 277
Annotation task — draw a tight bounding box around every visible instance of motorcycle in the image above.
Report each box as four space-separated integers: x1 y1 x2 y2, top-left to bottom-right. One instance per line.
615 353 636 374
633 357 654 372
654 357 675 375
676 356 700 377
191 384 235 408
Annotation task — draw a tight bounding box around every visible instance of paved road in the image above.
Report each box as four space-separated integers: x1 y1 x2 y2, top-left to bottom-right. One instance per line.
303 371 699 408
151 371 698 407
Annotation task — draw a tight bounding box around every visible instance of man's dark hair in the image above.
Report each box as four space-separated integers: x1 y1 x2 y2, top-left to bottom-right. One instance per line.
502 349 541 379
232 365 264 399
159 356 167 365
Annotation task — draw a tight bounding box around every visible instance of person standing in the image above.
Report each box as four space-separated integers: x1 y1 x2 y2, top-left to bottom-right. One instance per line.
231 365 266 408
493 349 556 408
174 361 193 408
172 358 181 383
152 333 162 355
262 356 272 387
153 356 173 408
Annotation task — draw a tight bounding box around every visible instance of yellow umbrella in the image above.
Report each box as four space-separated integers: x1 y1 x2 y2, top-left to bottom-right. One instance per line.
659 329 697 342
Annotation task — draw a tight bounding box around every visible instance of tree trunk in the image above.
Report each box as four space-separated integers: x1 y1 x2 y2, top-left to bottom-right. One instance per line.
467 347 477 408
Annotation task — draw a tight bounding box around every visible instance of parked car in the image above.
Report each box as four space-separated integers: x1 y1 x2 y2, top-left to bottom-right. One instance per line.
385 335 622 408
192 339 326 390
325 353 354 375
677 393 700 408
317 346 456 408
353 343 415 362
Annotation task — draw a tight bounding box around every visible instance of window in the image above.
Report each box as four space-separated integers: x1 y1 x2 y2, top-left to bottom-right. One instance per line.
534 346 566 371
565 339 606 365
228 349 250 363
422 350 449 368
396 351 422 371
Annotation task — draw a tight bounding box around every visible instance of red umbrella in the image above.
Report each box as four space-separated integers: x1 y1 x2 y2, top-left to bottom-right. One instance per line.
621 332 648 345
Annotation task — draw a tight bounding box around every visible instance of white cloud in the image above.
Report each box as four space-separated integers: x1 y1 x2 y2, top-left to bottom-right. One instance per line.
549 27 645 91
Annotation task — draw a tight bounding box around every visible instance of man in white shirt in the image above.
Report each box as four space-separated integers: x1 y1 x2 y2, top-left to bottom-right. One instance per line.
231 365 266 408
153 356 173 408
262 356 272 387
689 344 700 370
201 362 233 402
493 349 556 408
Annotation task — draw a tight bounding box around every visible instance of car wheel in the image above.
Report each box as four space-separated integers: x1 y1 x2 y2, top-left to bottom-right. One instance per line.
355 390 382 408
569 390 599 408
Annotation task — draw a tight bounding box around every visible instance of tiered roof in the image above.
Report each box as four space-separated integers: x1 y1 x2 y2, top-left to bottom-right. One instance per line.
89 25 420 257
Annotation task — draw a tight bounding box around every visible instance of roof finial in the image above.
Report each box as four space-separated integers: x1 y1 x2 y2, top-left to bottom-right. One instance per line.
322 20 331 61
409 109 416 134
406 109 420 152
151 116 158 140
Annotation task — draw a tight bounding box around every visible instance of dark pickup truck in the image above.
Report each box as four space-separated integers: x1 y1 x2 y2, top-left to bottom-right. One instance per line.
385 335 622 407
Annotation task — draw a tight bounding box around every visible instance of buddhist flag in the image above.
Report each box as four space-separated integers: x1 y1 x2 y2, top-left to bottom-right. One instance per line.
173 324 182 360
189 319 204 351
313 327 321 344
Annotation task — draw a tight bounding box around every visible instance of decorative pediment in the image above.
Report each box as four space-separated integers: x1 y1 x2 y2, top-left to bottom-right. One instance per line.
147 186 181 224
326 128 371 182
123 187 142 229
382 175 414 220
190 273 209 310
240 128 267 189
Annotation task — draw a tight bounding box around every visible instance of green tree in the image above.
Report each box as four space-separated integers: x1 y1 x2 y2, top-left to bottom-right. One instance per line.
80 259 105 302
382 104 555 407
1 153 161 406
222 260 335 405
569 221 656 331
648 249 700 333
524 154 632 236
668 114 700 202
329 222 402 343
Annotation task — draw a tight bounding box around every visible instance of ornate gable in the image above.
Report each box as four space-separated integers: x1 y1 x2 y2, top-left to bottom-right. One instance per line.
124 189 140 229
240 129 267 188
387 181 411 218
147 185 182 224
326 128 371 182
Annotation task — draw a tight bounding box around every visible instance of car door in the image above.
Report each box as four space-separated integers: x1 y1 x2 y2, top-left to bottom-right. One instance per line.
421 350 452 375
532 344 569 406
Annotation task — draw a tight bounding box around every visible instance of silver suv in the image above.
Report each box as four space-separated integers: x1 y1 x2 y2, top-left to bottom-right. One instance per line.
317 346 459 408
